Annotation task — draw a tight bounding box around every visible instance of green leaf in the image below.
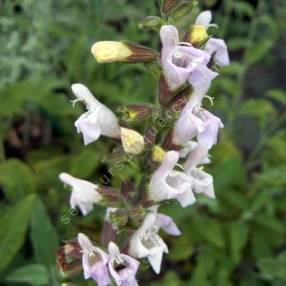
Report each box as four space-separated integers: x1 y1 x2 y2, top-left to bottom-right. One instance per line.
169 236 193 261
257 165 286 188
229 222 248 263
233 1 255 17
245 39 274 66
30 197 59 267
151 271 182 286
258 253 286 281
5 264 49 285
240 99 276 128
266 90 286 106
255 214 284 234
70 147 102 178
0 194 35 270
193 217 225 248
0 159 36 201
213 156 246 192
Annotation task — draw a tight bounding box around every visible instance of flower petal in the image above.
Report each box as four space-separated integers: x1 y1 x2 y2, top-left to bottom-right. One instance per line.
147 248 164 274
156 214 181 236
195 10 212 29
74 112 101 145
205 38 230 66
189 65 218 92
197 109 224 149
192 168 215 198
160 25 179 58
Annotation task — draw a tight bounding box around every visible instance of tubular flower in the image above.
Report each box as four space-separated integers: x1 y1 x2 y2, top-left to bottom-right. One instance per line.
172 103 224 147
108 242 140 286
149 151 196 207
59 173 102 215
71 83 120 145
128 214 168 274
77 233 111 286
160 24 218 92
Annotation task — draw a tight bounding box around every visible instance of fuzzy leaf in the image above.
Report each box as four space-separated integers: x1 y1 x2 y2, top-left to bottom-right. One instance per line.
0 194 35 270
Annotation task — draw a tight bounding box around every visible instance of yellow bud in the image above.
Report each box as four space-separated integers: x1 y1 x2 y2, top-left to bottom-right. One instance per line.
189 25 208 44
121 128 144 154
91 41 132 63
152 145 166 162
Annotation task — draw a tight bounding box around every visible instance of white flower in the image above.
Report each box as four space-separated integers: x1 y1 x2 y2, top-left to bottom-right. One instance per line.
71 83 120 145
59 172 102 215
149 151 196 207
128 213 168 274
77 233 111 285
107 242 139 286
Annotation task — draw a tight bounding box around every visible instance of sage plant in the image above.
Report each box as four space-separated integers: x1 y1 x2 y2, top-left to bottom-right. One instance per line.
57 1 229 285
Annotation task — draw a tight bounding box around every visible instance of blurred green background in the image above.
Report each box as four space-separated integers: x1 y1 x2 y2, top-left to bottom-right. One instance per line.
0 0 286 285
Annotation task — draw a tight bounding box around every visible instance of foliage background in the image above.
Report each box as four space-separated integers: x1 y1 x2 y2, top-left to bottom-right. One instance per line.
0 0 286 285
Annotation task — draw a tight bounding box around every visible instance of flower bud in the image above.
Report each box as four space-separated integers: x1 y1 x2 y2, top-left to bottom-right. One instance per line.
138 16 164 31
189 25 208 45
109 209 128 228
91 41 158 63
152 146 166 162
121 127 145 154
91 41 132 63
56 241 82 275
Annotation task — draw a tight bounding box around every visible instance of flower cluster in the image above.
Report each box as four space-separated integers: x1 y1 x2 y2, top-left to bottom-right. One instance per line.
57 4 229 285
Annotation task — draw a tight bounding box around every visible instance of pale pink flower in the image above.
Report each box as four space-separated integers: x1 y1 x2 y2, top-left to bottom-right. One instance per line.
160 25 218 92
149 151 196 207
108 242 139 286
78 233 111 286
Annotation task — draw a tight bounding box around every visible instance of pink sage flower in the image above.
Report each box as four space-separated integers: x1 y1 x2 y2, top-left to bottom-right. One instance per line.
173 104 223 148
160 25 218 92
108 242 139 286
78 233 111 286
149 151 196 207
